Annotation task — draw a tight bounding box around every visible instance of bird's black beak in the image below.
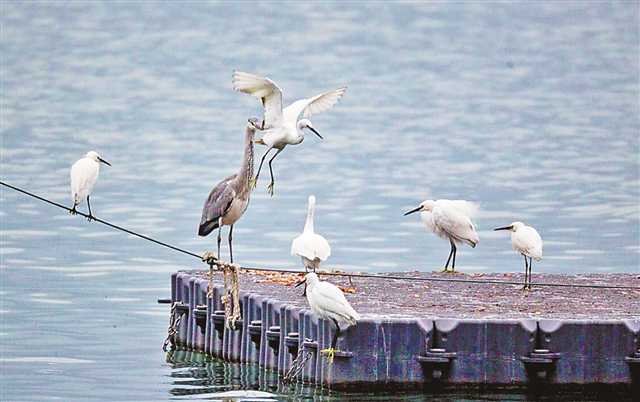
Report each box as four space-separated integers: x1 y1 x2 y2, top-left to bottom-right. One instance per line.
404 206 422 216
308 126 323 139
494 225 513 231
98 157 111 166
295 278 306 288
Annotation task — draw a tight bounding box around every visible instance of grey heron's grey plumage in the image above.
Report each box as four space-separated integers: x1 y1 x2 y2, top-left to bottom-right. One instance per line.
198 118 259 263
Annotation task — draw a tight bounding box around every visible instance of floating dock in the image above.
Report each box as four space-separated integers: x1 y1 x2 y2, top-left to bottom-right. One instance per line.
164 270 639 392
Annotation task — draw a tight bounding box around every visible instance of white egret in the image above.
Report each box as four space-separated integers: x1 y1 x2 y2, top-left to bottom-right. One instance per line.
404 199 479 272
199 119 259 263
70 151 111 221
232 71 346 196
494 222 543 290
291 195 331 273
296 272 359 363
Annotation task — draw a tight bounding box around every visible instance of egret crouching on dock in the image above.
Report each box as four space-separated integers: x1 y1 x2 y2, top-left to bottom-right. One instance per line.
291 195 331 273
70 151 111 221
297 272 360 363
232 71 346 196
494 222 543 290
404 199 479 273
199 118 259 264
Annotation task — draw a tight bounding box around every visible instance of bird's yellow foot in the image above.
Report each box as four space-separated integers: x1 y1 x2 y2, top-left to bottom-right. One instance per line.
69 208 77 215
267 182 275 197
201 251 217 265
87 215 95 222
249 177 257 190
440 267 450 273
320 348 336 364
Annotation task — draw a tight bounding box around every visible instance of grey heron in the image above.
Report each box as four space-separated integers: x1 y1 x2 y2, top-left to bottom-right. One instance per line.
199 118 259 263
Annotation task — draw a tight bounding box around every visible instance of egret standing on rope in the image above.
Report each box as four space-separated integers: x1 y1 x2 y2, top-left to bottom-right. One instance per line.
70 151 111 221
232 71 346 196
296 272 359 363
494 222 543 290
199 119 259 263
404 199 479 273
291 195 331 273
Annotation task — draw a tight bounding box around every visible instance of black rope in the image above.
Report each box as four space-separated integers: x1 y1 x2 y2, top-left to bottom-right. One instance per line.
0 180 202 260
2 180 639 291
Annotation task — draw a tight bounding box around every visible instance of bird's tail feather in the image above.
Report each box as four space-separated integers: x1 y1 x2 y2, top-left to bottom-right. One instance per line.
198 220 219 237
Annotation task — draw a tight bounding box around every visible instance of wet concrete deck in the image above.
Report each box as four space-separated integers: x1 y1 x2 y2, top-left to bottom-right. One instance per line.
184 269 639 319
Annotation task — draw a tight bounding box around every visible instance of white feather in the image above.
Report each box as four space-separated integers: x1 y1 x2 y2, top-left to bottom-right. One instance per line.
291 195 331 270
305 273 359 327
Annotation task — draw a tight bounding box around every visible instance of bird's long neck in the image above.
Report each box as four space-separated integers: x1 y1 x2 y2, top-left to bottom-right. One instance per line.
237 127 255 197
304 202 315 233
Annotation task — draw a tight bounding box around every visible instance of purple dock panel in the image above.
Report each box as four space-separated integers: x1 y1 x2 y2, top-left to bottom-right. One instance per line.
319 317 430 387
300 309 320 384
186 277 197 349
433 319 537 385
221 292 244 362
262 300 283 370
279 306 302 375
538 319 640 384
206 285 224 356
175 273 191 346
189 279 208 351
241 294 264 364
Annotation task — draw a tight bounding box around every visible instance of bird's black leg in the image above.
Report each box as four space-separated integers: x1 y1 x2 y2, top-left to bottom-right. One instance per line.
450 242 457 272
442 241 454 272
228 225 234 264
70 202 77 215
217 218 223 261
253 148 272 187
86 196 94 221
331 318 341 350
528 257 533 290
522 254 529 290
266 148 283 196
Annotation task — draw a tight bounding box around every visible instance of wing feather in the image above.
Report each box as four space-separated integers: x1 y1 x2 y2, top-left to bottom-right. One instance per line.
283 87 347 123
291 233 331 261
198 175 236 236
232 71 283 127
309 281 359 324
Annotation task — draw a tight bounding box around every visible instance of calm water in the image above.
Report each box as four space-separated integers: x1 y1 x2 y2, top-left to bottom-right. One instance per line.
1 1 638 400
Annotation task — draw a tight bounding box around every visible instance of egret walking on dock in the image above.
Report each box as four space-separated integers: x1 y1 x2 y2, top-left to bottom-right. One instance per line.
404 199 479 272
232 71 346 196
296 272 359 363
291 195 331 273
494 222 543 290
70 151 111 221
199 119 259 263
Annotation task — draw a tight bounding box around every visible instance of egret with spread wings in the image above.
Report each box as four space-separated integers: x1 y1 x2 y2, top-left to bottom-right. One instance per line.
232 71 346 196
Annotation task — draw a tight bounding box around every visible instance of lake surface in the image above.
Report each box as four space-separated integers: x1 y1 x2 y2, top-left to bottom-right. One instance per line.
1 1 638 400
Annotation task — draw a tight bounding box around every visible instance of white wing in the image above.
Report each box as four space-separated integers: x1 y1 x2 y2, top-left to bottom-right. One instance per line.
70 158 99 204
420 210 446 239
309 281 359 324
438 199 479 218
512 226 543 260
283 87 347 124
291 233 331 262
232 71 283 128
433 204 479 247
